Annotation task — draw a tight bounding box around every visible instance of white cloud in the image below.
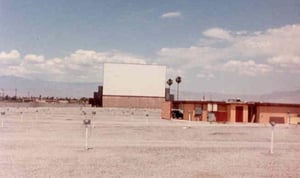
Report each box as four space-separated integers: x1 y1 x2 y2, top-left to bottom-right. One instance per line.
0 49 148 82
203 28 232 40
166 67 184 79
158 46 224 69
222 60 272 76
67 49 146 66
161 11 182 19
0 65 34 77
157 24 300 76
1 24 299 86
24 54 45 63
0 50 20 64
197 73 216 80
268 55 300 68
232 24 300 58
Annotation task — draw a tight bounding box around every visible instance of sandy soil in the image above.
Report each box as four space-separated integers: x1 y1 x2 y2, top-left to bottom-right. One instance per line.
0 107 300 178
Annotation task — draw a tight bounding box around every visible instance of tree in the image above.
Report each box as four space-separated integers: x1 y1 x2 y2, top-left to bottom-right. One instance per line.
175 76 182 100
166 78 173 101
166 78 173 89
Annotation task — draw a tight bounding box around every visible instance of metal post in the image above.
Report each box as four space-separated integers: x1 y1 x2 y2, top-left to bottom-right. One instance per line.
177 83 179 100
270 122 275 154
20 112 23 122
85 126 88 150
92 111 96 128
1 112 5 128
270 126 274 154
83 119 91 151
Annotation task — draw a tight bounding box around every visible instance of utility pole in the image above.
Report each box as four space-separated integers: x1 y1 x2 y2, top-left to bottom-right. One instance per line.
15 88 17 99
1 89 4 99
175 76 182 100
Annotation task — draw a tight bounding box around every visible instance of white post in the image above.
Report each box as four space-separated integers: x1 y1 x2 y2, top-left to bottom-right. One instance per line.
85 126 88 150
188 112 192 127
270 126 274 154
92 111 96 128
1 112 5 128
146 113 149 125
91 115 94 128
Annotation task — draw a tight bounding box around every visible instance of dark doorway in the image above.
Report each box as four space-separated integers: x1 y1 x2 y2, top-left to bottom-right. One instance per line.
235 106 243 122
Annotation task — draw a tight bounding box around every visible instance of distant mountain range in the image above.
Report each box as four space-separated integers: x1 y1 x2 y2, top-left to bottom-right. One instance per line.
173 89 300 104
0 76 99 98
0 75 299 103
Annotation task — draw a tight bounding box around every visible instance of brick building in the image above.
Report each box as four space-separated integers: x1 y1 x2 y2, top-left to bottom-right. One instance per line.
162 100 300 124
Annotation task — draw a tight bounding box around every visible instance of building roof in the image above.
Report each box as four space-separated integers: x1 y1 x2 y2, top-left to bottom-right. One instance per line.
170 100 300 107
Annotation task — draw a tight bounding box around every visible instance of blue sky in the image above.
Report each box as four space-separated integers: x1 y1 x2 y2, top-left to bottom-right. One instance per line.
1 0 300 95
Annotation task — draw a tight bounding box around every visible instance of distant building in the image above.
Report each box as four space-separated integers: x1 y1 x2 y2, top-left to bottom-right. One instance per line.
89 86 103 107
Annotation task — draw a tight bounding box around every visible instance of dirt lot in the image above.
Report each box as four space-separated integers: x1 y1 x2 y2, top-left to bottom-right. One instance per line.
1 107 300 178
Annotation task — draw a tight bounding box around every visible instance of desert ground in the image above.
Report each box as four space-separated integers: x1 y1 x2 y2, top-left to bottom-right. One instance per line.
0 106 300 178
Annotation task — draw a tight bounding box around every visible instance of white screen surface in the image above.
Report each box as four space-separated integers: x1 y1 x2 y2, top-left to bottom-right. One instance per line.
103 63 166 97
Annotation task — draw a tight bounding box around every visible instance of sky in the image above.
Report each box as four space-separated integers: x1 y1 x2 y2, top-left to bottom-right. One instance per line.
1 0 300 95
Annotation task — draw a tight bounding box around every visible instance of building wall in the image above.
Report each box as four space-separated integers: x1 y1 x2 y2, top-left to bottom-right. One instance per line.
215 104 228 122
180 102 225 121
161 100 300 124
227 105 234 122
161 101 172 120
290 116 300 124
257 106 300 124
183 104 194 120
103 63 166 97
243 105 248 123
202 104 208 121
103 95 165 109
227 104 248 123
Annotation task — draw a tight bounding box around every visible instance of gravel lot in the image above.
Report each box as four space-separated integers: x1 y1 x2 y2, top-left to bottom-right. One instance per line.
1 107 300 178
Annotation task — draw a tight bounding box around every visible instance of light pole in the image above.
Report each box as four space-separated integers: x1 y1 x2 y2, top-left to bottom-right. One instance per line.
166 78 173 101
175 76 182 100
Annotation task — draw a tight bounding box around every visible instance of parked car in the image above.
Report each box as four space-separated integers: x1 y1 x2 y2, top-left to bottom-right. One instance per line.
171 109 183 119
